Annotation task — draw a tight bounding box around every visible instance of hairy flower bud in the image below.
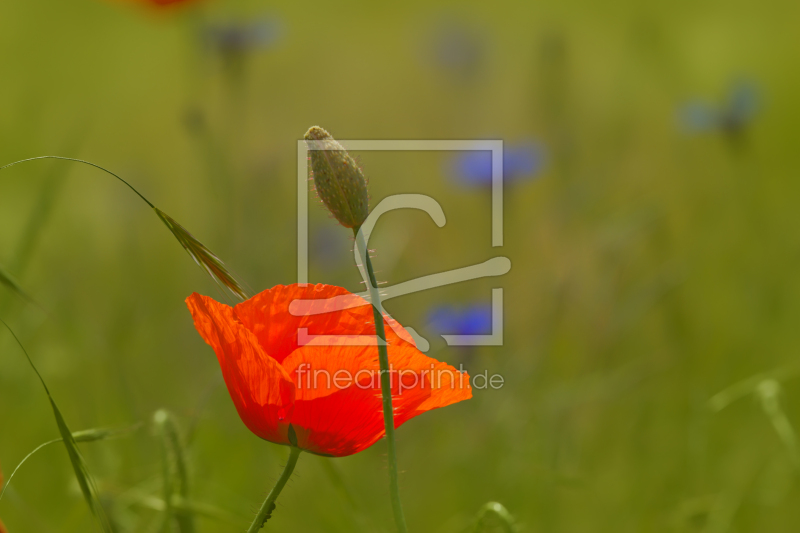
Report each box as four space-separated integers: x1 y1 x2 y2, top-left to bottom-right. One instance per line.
305 126 369 229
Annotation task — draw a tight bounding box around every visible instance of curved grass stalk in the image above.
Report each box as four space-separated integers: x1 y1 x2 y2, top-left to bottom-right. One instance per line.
0 425 141 502
0 156 250 302
0 439 60 501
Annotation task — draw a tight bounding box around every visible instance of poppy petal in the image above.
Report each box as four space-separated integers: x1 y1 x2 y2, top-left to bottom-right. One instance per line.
395 355 473 421
233 283 415 364
281 344 433 456
186 293 295 445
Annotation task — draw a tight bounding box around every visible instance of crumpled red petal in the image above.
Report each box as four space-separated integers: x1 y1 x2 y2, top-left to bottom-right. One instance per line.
281 340 471 456
187 293 295 445
232 283 415 364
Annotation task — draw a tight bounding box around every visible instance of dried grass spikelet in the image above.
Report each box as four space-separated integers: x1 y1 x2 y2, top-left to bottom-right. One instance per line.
305 126 369 229
155 208 250 301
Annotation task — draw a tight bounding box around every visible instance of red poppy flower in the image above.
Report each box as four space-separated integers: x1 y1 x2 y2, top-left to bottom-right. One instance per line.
123 0 199 7
186 283 471 457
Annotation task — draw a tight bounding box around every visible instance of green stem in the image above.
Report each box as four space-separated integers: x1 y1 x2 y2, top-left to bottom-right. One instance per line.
246 446 302 533
354 228 408 533
154 409 195 533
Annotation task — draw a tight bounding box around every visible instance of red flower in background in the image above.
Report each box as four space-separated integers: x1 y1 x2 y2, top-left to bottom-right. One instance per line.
119 0 200 8
144 0 195 5
187 284 471 457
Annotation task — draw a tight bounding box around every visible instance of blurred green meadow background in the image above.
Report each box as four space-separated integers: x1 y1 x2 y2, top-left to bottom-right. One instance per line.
2 0 800 531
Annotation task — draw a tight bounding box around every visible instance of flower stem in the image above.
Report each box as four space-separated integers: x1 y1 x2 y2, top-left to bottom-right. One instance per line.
354 228 408 533
247 446 302 533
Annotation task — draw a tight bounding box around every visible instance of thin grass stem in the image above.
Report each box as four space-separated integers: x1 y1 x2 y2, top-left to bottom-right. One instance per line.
0 156 154 207
154 410 195 533
0 424 141 503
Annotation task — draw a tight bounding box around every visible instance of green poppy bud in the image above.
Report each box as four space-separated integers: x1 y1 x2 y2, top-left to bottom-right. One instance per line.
305 126 369 229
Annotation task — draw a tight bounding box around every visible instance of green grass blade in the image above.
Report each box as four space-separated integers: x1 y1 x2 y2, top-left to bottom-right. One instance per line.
0 318 114 532
0 262 35 304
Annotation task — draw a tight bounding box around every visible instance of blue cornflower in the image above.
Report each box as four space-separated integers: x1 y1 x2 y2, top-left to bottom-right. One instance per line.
310 225 351 269
204 17 283 55
447 141 545 188
427 303 492 336
423 18 485 80
678 79 760 136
